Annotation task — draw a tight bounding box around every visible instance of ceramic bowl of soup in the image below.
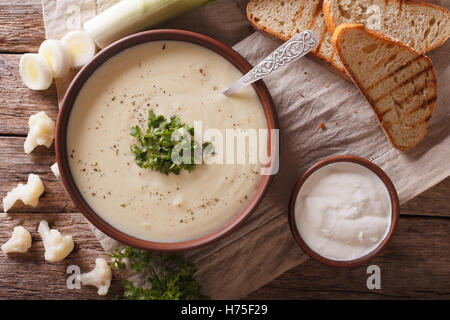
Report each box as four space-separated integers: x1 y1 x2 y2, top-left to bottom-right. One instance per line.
56 29 278 252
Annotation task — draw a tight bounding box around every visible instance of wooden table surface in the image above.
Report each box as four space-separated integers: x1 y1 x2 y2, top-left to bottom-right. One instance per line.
0 0 449 300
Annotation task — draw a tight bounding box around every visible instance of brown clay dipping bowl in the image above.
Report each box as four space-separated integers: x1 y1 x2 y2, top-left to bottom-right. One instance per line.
288 155 400 268
56 29 278 252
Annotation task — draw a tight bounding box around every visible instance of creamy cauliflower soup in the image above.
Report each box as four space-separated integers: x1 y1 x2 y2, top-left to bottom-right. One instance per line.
67 41 268 242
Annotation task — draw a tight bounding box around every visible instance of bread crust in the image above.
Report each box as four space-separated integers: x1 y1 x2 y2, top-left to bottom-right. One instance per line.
324 0 450 53
323 0 336 35
331 23 437 150
246 0 349 78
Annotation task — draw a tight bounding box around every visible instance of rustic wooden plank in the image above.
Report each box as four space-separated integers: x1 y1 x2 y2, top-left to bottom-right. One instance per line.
400 178 450 218
0 54 59 136
1 213 449 299
0 136 75 213
246 216 450 299
0 0 45 53
0 212 121 299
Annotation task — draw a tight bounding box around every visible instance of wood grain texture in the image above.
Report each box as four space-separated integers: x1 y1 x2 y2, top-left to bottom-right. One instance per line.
0 212 122 299
1 210 449 299
400 178 450 217
246 216 450 299
0 0 448 300
0 136 75 213
0 55 58 136
0 0 46 53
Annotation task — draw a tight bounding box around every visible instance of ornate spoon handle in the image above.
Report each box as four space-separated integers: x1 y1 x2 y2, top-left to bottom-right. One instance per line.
223 30 318 97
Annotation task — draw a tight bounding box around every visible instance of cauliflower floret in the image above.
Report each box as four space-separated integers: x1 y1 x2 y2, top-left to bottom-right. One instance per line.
50 163 60 180
3 173 44 212
38 220 74 262
1 226 32 254
24 111 55 154
77 258 112 296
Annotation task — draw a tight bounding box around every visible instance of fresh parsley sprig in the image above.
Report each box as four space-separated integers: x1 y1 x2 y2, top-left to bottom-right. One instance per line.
130 110 212 175
109 246 208 300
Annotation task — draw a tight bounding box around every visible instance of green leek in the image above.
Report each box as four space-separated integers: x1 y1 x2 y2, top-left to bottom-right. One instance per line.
83 0 214 49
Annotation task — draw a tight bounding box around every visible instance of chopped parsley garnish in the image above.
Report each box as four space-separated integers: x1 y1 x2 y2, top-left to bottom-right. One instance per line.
109 246 208 300
130 110 212 175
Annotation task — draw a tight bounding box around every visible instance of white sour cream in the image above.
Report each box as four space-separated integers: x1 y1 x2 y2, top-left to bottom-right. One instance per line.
67 41 267 242
294 162 392 261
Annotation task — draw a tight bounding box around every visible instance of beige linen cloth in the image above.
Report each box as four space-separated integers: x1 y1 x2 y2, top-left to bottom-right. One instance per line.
41 0 450 299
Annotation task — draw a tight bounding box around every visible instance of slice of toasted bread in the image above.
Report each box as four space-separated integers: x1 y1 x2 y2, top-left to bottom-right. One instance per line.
324 0 450 54
247 0 346 74
332 23 437 150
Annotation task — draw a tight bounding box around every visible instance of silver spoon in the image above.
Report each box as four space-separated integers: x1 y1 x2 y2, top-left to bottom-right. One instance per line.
223 30 319 97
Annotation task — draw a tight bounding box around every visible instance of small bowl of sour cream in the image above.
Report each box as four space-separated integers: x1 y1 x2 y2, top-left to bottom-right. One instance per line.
288 155 399 267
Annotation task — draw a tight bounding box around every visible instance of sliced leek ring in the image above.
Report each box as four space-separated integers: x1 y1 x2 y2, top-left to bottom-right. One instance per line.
61 30 96 69
19 53 53 91
38 39 71 78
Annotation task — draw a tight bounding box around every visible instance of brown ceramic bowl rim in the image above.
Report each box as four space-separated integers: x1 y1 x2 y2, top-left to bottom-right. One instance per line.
56 29 278 252
288 155 400 268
